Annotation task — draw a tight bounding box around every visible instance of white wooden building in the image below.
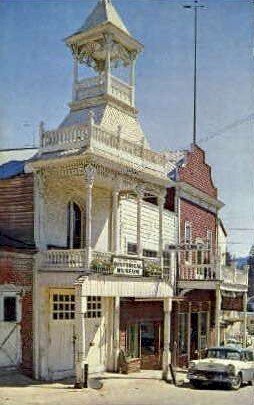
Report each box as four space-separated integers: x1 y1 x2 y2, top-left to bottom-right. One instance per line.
27 0 178 383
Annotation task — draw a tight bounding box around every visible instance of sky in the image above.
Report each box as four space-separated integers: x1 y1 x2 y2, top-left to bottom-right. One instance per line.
0 0 253 256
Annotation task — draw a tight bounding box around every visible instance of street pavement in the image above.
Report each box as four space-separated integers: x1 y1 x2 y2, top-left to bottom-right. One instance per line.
0 369 253 405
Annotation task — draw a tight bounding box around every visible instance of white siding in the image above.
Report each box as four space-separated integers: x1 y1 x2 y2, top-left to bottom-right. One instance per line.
44 181 111 251
119 198 177 253
92 188 111 252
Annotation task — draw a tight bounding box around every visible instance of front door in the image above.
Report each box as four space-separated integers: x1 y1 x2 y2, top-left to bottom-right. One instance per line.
48 289 76 379
0 294 21 369
140 321 162 369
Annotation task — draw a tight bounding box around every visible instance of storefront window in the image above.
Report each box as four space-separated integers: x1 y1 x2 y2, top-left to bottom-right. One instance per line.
179 313 188 354
126 324 139 358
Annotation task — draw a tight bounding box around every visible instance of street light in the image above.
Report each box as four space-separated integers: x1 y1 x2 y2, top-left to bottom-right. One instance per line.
183 0 206 145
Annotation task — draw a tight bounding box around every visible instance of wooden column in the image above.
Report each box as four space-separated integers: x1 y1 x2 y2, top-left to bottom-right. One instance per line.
136 188 143 257
34 170 46 250
162 298 172 380
114 297 120 371
111 187 120 253
72 58 78 102
84 166 96 270
105 34 112 94
187 302 191 363
215 284 222 346
158 194 165 268
129 58 136 107
75 283 87 388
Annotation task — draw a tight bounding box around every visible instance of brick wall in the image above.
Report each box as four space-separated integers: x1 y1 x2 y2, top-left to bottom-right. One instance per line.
180 198 216 250
0 252 34 376
0 173 35 376
178 145 217 198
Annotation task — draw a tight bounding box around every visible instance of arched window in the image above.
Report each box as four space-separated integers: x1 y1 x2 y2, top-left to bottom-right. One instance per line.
67 202 84 249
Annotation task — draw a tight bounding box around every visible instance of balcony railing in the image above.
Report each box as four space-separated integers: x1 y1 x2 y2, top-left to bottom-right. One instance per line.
75 74 132 106
40 124 89 152
38 249 86 269
178 264 217 281
40 123 167 171
37 249 171 279
221 266 248 286
178 263 249 286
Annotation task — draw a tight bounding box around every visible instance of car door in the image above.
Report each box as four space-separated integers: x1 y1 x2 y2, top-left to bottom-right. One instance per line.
244 351 254 382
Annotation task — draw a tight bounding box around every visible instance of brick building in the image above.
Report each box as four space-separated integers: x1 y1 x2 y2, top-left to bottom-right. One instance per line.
0 162 36 376
166 144 248 367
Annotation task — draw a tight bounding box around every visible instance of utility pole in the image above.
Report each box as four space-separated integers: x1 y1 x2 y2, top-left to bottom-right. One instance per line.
183 1 205 145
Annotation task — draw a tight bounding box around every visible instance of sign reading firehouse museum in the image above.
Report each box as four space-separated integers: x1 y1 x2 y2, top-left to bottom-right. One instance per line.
113 257 143 276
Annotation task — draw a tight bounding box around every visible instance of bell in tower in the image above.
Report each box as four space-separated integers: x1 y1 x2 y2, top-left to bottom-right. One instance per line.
59 0 147 146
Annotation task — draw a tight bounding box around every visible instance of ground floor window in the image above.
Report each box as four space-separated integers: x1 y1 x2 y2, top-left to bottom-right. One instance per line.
86 296 101 318
51 289 75 320
4 296 17 322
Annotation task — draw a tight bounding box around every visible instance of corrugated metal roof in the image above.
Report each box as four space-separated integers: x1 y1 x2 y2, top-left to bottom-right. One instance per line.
0 160 26 180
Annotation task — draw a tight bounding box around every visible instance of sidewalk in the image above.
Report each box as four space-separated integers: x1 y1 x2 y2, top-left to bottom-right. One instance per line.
96 369 189 387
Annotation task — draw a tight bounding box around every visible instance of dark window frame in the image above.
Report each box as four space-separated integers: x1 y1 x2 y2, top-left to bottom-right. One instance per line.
4 296 17 322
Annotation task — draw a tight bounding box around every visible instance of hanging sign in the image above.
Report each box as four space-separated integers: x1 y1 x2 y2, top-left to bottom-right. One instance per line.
113 257 143 276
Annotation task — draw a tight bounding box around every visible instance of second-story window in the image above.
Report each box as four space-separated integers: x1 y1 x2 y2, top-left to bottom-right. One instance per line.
143 249 157 258
205 230 213 264
67 202 84 249
184 222 192 263
127 243 137 255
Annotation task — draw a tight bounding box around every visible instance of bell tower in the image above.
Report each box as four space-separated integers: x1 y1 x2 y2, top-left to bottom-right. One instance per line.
61 0 146 145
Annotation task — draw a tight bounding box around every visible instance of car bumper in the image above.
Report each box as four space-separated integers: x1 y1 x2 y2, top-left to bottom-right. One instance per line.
188 371 237 384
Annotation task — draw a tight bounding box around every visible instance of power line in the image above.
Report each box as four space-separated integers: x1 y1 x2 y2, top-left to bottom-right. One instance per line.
227 226 254 231
197 112 254 145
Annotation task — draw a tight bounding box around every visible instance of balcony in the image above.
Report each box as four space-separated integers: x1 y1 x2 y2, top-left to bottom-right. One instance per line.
177 263 248 291
37 249 171 279
75 73 133 106
178 264 217 282
39 122 167 173
221 266 248 287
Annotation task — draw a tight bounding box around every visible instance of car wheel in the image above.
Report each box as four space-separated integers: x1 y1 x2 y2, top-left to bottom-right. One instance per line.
230 373 242 390
190 380 202 389
248 377 254 386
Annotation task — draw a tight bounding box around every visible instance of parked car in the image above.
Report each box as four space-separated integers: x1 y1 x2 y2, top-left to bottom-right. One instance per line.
187 346 254 390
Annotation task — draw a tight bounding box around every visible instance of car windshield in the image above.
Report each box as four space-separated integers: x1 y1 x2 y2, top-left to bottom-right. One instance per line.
207 349 241 361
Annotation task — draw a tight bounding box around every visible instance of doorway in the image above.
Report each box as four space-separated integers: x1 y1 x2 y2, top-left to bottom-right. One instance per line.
140 321 162 369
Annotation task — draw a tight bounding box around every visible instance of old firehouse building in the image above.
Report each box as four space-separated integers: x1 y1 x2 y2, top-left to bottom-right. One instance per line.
0 0 248 382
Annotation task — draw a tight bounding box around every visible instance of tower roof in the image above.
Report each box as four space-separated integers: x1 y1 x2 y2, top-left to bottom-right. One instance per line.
76 0 129 36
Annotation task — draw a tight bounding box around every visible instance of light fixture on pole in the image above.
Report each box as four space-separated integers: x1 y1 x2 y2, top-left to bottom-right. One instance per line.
183 0 206 145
